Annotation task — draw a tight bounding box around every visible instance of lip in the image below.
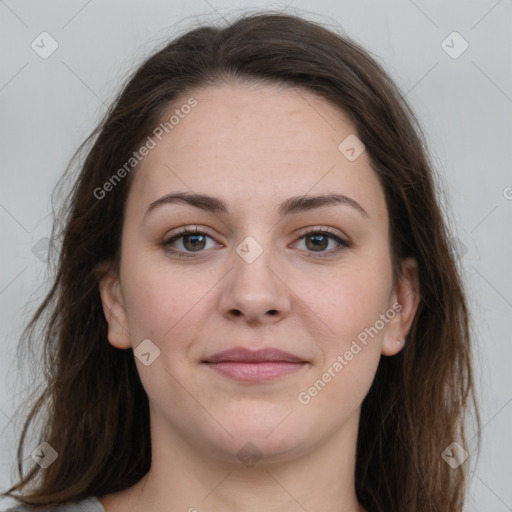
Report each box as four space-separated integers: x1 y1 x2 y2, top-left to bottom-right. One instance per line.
203 347 306 364
202 347 308 383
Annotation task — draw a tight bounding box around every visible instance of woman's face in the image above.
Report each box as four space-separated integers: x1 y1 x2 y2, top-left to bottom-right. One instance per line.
100 81 419 464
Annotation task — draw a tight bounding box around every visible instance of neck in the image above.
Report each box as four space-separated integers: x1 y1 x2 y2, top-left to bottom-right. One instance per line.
107 406 365 512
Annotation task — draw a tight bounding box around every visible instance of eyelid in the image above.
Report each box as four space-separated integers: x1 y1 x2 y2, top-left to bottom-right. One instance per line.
165 224 348 241
165 224 217 239
295 225 347 239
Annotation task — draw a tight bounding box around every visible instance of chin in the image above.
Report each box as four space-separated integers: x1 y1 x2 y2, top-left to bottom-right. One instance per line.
203 416 313 465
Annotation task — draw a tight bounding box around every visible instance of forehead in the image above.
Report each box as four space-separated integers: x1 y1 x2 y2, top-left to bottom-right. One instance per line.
126 82 387 220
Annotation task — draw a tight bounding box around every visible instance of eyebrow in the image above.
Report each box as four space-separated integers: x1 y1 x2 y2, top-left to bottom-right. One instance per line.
143 191 369 220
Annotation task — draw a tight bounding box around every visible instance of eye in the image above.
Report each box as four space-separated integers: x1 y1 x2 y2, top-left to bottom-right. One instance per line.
161 226 221 258
293 227 351 256
160 225 351 259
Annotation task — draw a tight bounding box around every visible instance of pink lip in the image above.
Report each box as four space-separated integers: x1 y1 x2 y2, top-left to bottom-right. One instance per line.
202 347 308 383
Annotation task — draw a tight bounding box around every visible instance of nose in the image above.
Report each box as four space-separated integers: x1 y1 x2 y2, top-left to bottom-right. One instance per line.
218 241 291 326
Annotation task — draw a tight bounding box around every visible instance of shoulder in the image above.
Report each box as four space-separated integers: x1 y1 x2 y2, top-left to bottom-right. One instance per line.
3 497 104 512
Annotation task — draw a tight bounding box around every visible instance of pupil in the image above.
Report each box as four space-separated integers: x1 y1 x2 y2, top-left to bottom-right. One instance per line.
184 234 205 251
307 234 327 251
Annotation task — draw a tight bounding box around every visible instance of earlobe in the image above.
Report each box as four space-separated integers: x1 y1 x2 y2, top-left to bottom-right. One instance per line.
382 257 421 356
96 261 131 350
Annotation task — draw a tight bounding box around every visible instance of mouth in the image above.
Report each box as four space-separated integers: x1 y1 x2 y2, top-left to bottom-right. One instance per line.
202 347 308 383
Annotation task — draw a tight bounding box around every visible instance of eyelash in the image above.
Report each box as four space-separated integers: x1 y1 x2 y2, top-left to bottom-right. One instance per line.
160 226 351 259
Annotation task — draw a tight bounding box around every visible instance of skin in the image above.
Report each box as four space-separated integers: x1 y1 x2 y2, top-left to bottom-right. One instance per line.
97 81 420 512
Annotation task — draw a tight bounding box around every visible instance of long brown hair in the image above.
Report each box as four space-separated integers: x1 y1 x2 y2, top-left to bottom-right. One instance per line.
3 10 480 511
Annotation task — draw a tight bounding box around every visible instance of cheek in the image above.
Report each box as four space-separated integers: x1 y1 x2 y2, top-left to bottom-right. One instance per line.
295 267 391 414
120 248 217 347
119 245 172 336
299 258 393 346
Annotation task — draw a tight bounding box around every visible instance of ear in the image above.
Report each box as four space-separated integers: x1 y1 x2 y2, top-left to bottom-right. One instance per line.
382 257 421 356
96 260 131 350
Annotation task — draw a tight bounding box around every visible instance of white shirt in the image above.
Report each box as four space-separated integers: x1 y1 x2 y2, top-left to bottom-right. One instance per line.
3 497 104 512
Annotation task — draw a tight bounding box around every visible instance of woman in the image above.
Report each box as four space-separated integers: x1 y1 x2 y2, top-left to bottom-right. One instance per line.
2 10 480 512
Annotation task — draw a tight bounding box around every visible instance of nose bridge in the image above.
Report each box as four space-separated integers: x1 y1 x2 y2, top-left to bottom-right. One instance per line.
219 233 290 323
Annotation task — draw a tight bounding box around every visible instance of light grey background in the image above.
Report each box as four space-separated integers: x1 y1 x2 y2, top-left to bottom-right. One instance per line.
1 0 511 510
